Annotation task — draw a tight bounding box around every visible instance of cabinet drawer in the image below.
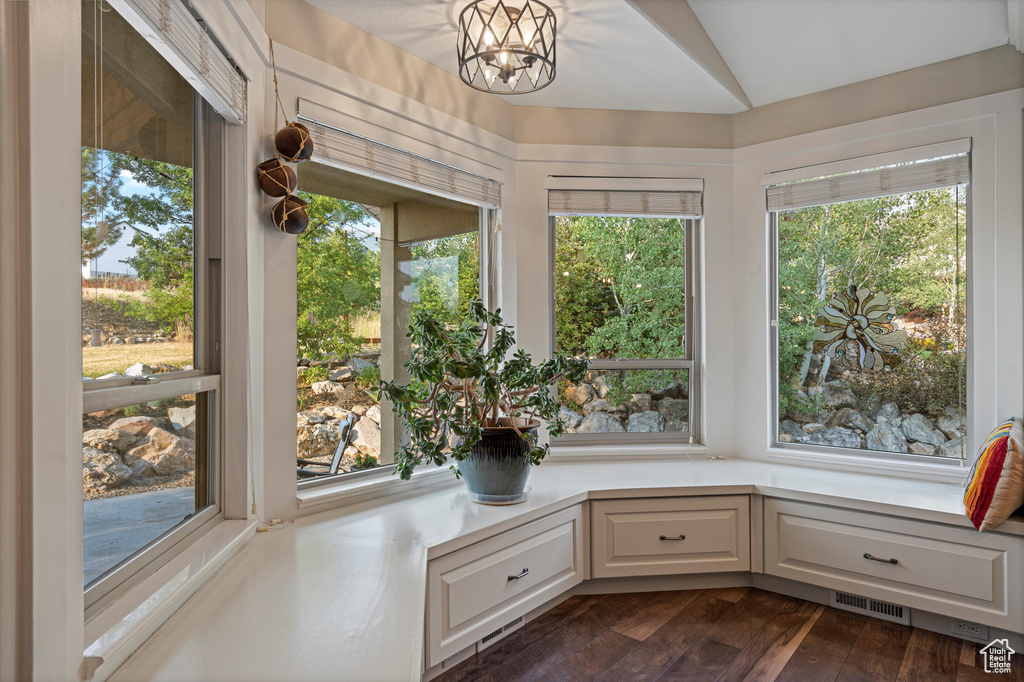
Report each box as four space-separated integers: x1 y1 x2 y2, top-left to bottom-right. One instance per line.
592 496 750 578
765 498 1024 632
427 505 584 666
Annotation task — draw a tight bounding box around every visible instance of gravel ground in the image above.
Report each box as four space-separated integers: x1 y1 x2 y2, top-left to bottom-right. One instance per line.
84 472 194 502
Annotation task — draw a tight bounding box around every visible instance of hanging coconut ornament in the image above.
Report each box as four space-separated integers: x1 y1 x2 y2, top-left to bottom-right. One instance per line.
275 122 314 163
257 158 297 197
272 194 309 235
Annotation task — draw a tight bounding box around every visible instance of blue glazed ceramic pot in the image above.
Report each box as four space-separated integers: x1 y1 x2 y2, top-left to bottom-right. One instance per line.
458 420 539 499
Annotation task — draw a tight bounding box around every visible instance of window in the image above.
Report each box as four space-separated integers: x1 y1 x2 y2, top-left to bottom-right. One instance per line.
81 0 223 611
770 147 970 462
294 165 486 483
549 184 701 442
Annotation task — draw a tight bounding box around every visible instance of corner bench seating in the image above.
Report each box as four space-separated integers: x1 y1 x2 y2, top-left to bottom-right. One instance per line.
109 459 1024 682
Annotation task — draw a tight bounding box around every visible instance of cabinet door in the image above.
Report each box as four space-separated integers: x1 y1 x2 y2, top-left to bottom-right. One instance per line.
592 496 750 578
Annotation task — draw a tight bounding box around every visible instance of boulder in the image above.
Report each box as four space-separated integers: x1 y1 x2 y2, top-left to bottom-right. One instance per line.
83 447 133 492
312 381 342 396
347 357 376 373
657 398 688 424
567 382 596 407
779 420 809 441
365 405 382 424
583 399 625 417
558 406 583 431
858 395 882 419
576 412 625 433
96 371 123 381
822 382 857 410
803 423 825 434
351 405 369 417
129 459 157 480
779 434 794 443
628 394 652 414
909 442 938 456
806 427 861 449
125 427 196 477
937 406 966 439
901 413 946 447
876 402 902 427
329 367 355 382
314 406 349 421
351 416 382 457
297 410 327 425
866 424 908 453
107 416 161 437
939 437 967 459
124 362 154 377
786 390 828 424
83 428 139 455
593 375 612 399
168 405 196 437
650 380 683 401
628 410 664 433
296 421 340 459
827 407 874 433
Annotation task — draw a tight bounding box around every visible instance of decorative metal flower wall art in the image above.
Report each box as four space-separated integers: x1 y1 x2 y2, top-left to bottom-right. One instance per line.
812 285 909 371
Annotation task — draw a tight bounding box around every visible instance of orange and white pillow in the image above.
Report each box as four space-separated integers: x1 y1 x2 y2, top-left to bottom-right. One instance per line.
964 417 1024 531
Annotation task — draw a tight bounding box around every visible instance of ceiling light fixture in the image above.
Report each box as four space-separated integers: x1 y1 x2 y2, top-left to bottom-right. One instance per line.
457 0 556 94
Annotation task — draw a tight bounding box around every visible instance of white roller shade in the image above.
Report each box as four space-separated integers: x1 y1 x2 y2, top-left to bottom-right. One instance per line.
107 0 247 124
766 151 970 212
299 118 502 208
547 189 703 218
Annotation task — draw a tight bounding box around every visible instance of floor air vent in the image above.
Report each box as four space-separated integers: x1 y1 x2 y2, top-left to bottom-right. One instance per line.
831 590 910 625
479 616 525 650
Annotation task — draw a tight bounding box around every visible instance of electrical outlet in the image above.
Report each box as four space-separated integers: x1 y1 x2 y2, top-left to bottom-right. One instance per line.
952 619 989 640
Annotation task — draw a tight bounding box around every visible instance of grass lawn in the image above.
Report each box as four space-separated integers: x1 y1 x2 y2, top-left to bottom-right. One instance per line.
83 341 194 378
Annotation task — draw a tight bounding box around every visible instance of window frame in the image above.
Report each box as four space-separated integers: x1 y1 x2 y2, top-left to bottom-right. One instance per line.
295 205 496 492
767 184 972 467
549 214 702 446
81 93 226 616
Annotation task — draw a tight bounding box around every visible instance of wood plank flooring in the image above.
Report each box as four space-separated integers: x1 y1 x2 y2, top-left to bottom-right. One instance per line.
434 589 1023 682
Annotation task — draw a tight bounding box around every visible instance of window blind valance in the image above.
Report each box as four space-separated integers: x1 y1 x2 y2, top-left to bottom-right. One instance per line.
766 152 970 212
107 0 247 124
297 118 502 209
547 189 703 218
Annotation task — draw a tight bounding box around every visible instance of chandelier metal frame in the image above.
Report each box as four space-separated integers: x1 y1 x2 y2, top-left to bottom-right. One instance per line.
457 0 557 94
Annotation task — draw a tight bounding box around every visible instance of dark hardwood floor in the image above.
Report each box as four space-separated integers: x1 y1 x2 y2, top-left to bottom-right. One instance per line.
434 588 1023 682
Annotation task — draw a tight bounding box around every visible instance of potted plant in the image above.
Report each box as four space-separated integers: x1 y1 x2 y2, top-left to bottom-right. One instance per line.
379 299 588 504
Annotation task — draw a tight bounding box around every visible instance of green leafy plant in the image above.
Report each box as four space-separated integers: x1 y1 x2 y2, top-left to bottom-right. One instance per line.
355 365 381 389
300 365 330 386
379 299 588 480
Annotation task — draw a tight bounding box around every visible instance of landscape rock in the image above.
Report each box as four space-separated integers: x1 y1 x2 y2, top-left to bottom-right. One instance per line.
347 357 376 373
901 413 947 447
822 382 857 410
909 442 938 456
96 371 124 380
129 459 157 479
583 399 625 417
827 407 874 433
365 405 382 424
876 402 902 427
786 390 829 424
803 423 825 434
558 406 582 431
939 437 967 459
124 362 154 377
107 416 161 437
567 382 596 406
329 367 354 382
351 416 382 457
937 406 966 439
83 447 133 492
779 434 794 443
125 427 196 476
296 421 340 459
657 398 688 424
168 405 196 437
780 420 809 441
351 405 368 417
806 427 861 449
576 412 625 433
858 395 882 419
627 394 652 414
628 410 664 433
297 410 327 425
593 375 612 399
312 380 342 396
314 406 349 421
82 428 139 455
866 423 908 453
650 380 683 401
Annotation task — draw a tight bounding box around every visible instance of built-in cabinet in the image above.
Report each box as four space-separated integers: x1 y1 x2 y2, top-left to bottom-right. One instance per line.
425 493 1024 674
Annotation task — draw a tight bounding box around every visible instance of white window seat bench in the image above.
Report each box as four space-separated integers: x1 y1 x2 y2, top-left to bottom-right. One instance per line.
107 459 1024 682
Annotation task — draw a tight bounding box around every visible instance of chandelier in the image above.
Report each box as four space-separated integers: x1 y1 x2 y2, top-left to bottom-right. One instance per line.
457 1 556 94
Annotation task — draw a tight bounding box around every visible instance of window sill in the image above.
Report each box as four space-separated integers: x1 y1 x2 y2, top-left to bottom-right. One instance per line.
84 519 256 682
766 444 968 485
296 463 458 511
549 442 713 461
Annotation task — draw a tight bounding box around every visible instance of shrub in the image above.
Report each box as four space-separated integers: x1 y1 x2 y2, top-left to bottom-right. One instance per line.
355 365 381 389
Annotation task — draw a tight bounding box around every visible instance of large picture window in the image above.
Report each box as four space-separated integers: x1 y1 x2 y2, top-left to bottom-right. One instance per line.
80 0 224 611
770 148 970 462
549 183 702 443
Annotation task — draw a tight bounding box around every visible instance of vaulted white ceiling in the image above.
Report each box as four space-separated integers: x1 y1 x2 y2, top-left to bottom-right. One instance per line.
304 0 1013 113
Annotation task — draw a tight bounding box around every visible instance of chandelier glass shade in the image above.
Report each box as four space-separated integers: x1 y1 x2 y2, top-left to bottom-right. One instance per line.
457 0 556 94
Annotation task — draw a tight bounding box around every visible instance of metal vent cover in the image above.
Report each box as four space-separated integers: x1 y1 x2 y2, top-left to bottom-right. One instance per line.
831 590 910 625
478 616 525 650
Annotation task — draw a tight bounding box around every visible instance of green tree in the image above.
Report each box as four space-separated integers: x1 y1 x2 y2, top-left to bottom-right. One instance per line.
409 231 479 328
81 147 125 265
295 191 380 361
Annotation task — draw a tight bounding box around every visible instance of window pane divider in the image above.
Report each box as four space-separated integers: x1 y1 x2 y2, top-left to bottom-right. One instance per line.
83 374 220 414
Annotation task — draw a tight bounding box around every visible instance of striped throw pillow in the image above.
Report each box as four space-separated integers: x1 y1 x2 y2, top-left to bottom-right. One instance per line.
964 417 1024 531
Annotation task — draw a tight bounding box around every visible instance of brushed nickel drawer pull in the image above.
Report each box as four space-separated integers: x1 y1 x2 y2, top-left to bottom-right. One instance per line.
508 568 529 581
659 534 686 541
863 552 898 565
